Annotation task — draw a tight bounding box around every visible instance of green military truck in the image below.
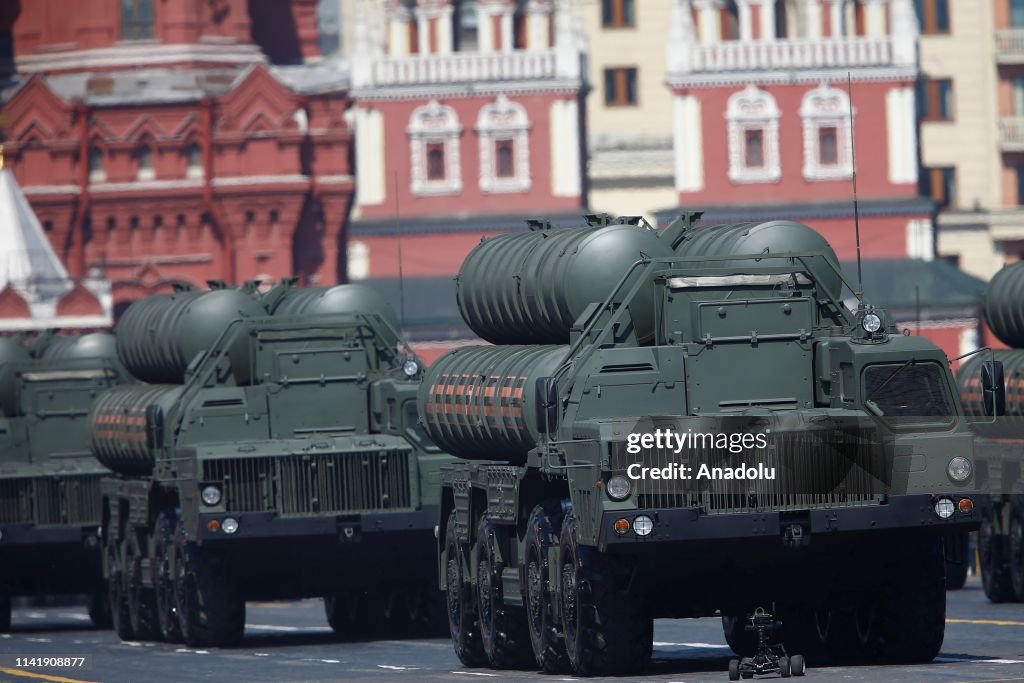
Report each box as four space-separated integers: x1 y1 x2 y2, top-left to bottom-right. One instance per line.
95 281 451 646
958 261 1024 603
0 332 133 632
421 214 990 676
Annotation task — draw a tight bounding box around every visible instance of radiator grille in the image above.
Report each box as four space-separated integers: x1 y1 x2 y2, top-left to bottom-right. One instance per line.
204 449 414 516
610 427 885 515
0 475 103 526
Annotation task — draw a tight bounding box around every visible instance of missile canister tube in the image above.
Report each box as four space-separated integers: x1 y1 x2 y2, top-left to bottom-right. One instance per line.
984 262 1024 348
418 345 568 463
675 220 843 298
90 385 184 476
116 289 264 385
39 333 120 364
958 351 1024 438
456 224 679 345
270 284 401 332
0 337 31 417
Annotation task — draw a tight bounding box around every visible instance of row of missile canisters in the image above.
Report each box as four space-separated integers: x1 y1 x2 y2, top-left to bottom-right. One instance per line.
957 262 1024 603
0 279 451 644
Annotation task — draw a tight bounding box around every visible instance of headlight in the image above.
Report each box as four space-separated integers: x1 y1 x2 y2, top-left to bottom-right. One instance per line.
633 515 654 536
606 475 632 501
403 359 419 377
222 517 239 535
861 313 882 333
934 497 955 519
947 456 971 482
201 485 222 506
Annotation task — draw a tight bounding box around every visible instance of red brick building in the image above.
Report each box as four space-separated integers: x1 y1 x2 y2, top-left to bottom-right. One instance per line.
1 0 353 313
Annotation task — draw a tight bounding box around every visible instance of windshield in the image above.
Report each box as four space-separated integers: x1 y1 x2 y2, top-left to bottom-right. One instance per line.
862 362 955 428
404 401 442 453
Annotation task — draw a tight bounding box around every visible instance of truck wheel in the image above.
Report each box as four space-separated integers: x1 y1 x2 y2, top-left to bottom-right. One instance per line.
408 584 447 637
779 605 827 658
88 587 113 629
522 503 570 673
444 511 486 667
873 537 945 663
822 605 874 663
559 511 652 677
980 516 1016 602
0 592 10 633
324 594 357 638
174 519 244 648
945 532 969 590
154 511 182 642
476 517 533 668
108 541 135 641
126 532 160 641
722 616 756 656
1010 515 1024 602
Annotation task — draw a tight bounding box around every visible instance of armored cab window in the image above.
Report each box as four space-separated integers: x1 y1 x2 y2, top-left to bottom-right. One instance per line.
863 362 954 428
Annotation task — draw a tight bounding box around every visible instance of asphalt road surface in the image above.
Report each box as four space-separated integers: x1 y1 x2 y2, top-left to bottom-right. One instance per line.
1 576 1022 683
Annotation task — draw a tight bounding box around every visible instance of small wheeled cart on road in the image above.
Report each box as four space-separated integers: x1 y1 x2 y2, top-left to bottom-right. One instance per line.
728 609 807 679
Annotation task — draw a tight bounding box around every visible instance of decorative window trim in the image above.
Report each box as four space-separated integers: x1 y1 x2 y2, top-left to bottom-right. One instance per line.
407 99 463 196
800 83 854 182
726 85 780 184
476 94 532 194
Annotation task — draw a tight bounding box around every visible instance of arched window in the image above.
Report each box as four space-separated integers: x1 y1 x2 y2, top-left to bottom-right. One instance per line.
407 99 463 195
121 0 155 41
186 142 203 178
88 147 106 182
136 144 154 180
800 83 853 181
726 86 781 184
476 94 531 193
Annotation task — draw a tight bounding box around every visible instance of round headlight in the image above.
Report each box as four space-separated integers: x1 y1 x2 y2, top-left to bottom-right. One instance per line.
947 456 972 483
934 497 955 519
222 517 239 535
633 515 654 537
201 485 222 506
403 359 420 377
606 475 632 501
861 313 882 333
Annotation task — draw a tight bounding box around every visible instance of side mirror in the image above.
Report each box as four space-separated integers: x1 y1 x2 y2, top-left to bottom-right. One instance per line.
982 360 1005 418
534 377 559 434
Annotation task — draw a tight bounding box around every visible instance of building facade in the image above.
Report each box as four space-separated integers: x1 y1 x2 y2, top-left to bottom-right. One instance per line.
1 0 353 313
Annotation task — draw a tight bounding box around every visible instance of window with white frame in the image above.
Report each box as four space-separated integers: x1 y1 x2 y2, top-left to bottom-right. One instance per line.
476 94 531 193
726 86 780 184
408 99 463 196
801 83 854 181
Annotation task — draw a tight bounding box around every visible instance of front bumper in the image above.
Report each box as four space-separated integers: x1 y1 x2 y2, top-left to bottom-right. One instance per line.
0 523 101 547
197 505 438 544
598 493 980 550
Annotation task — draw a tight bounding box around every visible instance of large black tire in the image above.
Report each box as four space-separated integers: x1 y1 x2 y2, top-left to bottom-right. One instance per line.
88 587 113 629
1010 515 1024 602
779 605 827 659
324 593 364 639
475 517 533 669
980 516 1016 602
174 519 244 648
722 615 756 657
872 537 945 663
0 592 10 633
444 511 486 667
945 532 970 591
559 511 652 677
522 503 570 674
108 539 135 641
822 606 874 663
126 530 160 641
154 511 183 643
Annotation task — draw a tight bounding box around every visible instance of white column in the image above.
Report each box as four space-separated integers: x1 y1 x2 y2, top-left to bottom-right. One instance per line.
388 11 410 55
673 94 705 192
804 0 822 39
354 107 385 207
760 0 777 41
668 0 697 73
479 7 495 51
526 0 553 49
829 0 845 38
500 11 514 51
890 0 919 67
437 6 454 53
695 1 721 43
416 12 430 53
864 0 886 37
550 99 581 197
886 87 918 184
738 0 753 41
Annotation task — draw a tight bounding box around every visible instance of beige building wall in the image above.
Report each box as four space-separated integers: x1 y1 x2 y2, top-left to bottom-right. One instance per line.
577 0 678 221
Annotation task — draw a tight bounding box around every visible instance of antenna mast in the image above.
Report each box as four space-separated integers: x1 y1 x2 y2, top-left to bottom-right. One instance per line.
393 172 406 333
847 72 863 294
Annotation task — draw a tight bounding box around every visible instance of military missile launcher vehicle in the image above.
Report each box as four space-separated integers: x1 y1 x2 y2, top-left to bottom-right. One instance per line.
958 261 1024 603
423 212 989 676
97 281 452 646
0 331 133 632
